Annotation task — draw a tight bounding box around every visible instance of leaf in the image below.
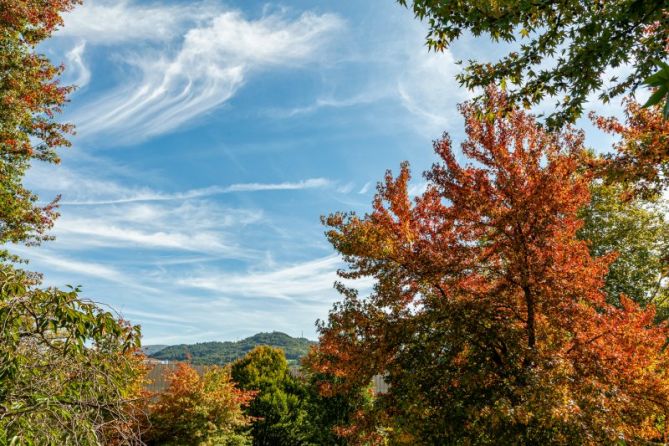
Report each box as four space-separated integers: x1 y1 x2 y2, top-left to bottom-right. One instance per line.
642 86 668 108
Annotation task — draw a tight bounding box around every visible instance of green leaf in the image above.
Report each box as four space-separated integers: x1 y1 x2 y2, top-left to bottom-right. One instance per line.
642 87 668 108
644 66 669 86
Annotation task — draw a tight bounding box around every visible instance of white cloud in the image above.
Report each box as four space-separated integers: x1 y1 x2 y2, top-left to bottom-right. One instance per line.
59 178 332 205
278 91 388 117
26 163 334 260
55 218 246 254
178 255 341 301
29 250 121 280
397 48 471 135
58 0 209 44
51 199 264 258
178 255 375 302
225 178 331 193
69 8 344 141
358 182 372 194
336 181 355 194
65 41 90 88
29 163 331 205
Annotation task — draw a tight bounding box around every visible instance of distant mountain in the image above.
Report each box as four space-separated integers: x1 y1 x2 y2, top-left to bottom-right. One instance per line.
148 332 315 365
142 344 169 356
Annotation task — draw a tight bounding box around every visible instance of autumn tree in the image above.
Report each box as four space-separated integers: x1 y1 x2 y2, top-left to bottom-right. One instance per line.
398 0 669 127
146 363 254 446
587 99 669 199
311 90 669 444
301 349 380 446
0 0 80 259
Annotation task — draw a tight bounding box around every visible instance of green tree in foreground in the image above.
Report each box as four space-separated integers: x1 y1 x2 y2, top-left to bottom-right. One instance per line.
302 350 380 446
231 346 312 446
0 267 144 445
146 363 254 446
398 0 669 127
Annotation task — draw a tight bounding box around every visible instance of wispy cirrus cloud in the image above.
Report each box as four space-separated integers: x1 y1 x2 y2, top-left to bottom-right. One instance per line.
58 0 211 44
64 41 90 89
59 178 333 205
28 163 332 205
177 255 358 301
26 249 122 280
397 46 472 135
64 3 344 142
54 217 253 255
26 162 333 260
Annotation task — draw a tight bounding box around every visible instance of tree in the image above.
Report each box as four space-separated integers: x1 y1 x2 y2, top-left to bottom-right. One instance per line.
397 0 669 127
0 0 80 260
231 346 311 446
578 181 669 316
301 350 381 446
0 266 145 445
146 363 254 446
311 90 669 444
588 99 669 199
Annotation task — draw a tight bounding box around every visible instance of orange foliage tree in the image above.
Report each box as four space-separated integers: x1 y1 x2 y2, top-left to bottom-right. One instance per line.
0 0 80 257
145 363 255 446
588 99 669 200
310 90 669 445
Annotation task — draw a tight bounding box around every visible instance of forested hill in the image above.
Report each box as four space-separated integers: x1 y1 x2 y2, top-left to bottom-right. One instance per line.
147 332 314 365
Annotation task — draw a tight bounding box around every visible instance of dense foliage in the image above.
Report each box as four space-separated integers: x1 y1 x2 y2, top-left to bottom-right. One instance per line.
310 90 669 445
229 345 378 446
578 182 669 315
398 0 669 127
0 267 144 445
150 332 314 366
231 346 312 446
0 0 80 260
588 99 669 199
302 351 382 446
145 363 254 446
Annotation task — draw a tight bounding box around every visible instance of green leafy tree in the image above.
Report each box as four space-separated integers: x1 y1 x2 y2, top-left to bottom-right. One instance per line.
0 267 144 445
398 0 669 127
578 182 669 317
231 346 311 446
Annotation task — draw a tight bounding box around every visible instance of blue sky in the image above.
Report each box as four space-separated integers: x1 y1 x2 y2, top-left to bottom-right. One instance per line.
23 0 637 344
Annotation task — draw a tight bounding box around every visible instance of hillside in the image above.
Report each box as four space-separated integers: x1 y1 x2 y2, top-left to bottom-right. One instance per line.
148 332 314 365
141 344 168 356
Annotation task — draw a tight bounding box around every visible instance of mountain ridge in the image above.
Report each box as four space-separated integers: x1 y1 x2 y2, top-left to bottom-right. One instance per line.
146 331 315 365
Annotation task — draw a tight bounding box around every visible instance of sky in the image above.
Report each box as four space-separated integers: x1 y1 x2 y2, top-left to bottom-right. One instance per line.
23 0 639 345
